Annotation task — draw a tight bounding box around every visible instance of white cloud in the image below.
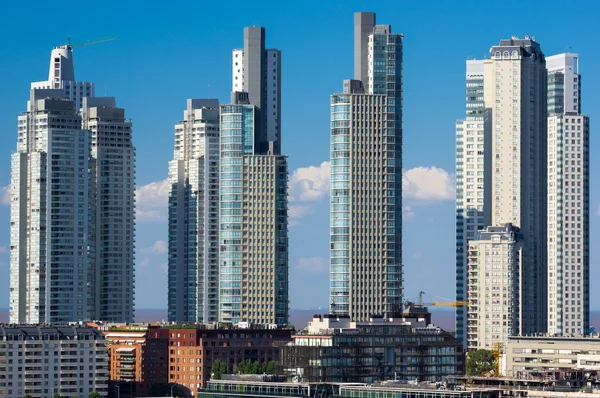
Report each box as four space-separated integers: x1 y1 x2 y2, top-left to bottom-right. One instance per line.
296 257 328 274
141 240 168 255
138 256 151 269
289 161 330 202
136 178 170 222
1 185 10 206
403 166 454 202
403 205 415 219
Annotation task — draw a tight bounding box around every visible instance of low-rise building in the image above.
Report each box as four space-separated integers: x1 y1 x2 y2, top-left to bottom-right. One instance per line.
504 335 600 377
198 378 501 398
167 325 294 396
0 325 108 398
104 325 169 397
279 313 464 383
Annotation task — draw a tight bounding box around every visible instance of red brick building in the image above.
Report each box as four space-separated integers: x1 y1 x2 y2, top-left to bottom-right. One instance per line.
167 327 293 396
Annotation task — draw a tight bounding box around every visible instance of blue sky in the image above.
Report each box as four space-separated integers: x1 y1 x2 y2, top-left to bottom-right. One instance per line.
0 0 599 311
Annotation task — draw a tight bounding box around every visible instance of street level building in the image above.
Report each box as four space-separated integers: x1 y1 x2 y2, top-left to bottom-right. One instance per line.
329 12 403 321
104 326 169 398
166 325 293 396
279 313 464 383
0 325 108 398
168 99 220 323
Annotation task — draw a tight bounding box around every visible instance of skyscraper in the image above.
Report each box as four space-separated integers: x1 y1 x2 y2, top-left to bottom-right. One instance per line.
10 44 135 323
329 12 403 321
83 96 135 323
10 89 94 323
482 37 548 337
455 60 489 346
219 28 289 325
456 37 548 348
168 99 220 323
546 53 590 336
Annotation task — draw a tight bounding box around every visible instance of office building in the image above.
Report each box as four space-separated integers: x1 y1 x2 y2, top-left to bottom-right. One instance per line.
455 60 489 346
10 44 135 324
168 99 220 323
219 27 289 325
329 12 403 321
10 92 93 324
466 224 523 349
0 325 108 398
482 36 548 335
545 53 590 336
83 97 135 323
279 313 464 383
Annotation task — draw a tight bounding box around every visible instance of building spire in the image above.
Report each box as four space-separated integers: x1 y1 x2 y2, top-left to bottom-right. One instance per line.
48 46 75 84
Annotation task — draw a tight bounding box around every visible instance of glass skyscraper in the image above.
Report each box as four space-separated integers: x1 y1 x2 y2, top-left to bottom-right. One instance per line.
329 12 403 321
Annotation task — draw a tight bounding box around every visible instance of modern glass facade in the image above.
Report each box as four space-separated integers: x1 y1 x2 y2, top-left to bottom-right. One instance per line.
329 13 403 321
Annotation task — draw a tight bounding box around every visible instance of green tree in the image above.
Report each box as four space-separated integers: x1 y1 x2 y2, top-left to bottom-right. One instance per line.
23 395 33 398
52 394 61 398
250 360 261 374
89 392 102 398
211 359 227 379
265 360 275 374
466 349 495 376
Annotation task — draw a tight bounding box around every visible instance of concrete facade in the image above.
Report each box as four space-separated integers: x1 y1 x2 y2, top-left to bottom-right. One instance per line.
467 224 523 350
0 326 108 398
546 53 590 336
504 335 600 377
455 60 489 346
482 37 548 335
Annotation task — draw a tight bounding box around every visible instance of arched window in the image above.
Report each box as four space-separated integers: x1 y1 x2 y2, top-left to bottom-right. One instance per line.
512 50 519 59
494 51 501 58
503 51 510 58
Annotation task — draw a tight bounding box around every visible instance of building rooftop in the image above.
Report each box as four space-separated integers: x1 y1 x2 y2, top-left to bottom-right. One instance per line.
0 325 104 340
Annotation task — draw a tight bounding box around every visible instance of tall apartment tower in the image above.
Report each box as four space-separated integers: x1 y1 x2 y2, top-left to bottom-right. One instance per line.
10 91 93 324
455 60 489 346
546 53 590 336
329 12 403 321
467 224 523 349
168 99 220 323
82 96 135 323
219 28 289 325
10 44 135 323
483 37 548 335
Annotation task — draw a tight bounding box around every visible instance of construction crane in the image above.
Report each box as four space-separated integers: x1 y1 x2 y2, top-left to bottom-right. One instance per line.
492 342 503 376
405 291 468 308
59 36 118 50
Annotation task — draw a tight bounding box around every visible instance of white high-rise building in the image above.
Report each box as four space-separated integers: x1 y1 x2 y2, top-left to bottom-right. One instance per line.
467 224 523 349
10 44 135 324
546 53 590 336
329 12 403 321
168 99 220 323
10 92 93 324
455 60 489 346
82 97 135 323
482 36 548 336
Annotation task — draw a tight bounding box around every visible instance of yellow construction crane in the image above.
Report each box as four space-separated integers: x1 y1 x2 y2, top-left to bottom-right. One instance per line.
492 342 503 376
59 36 118 50
405 291 468 308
